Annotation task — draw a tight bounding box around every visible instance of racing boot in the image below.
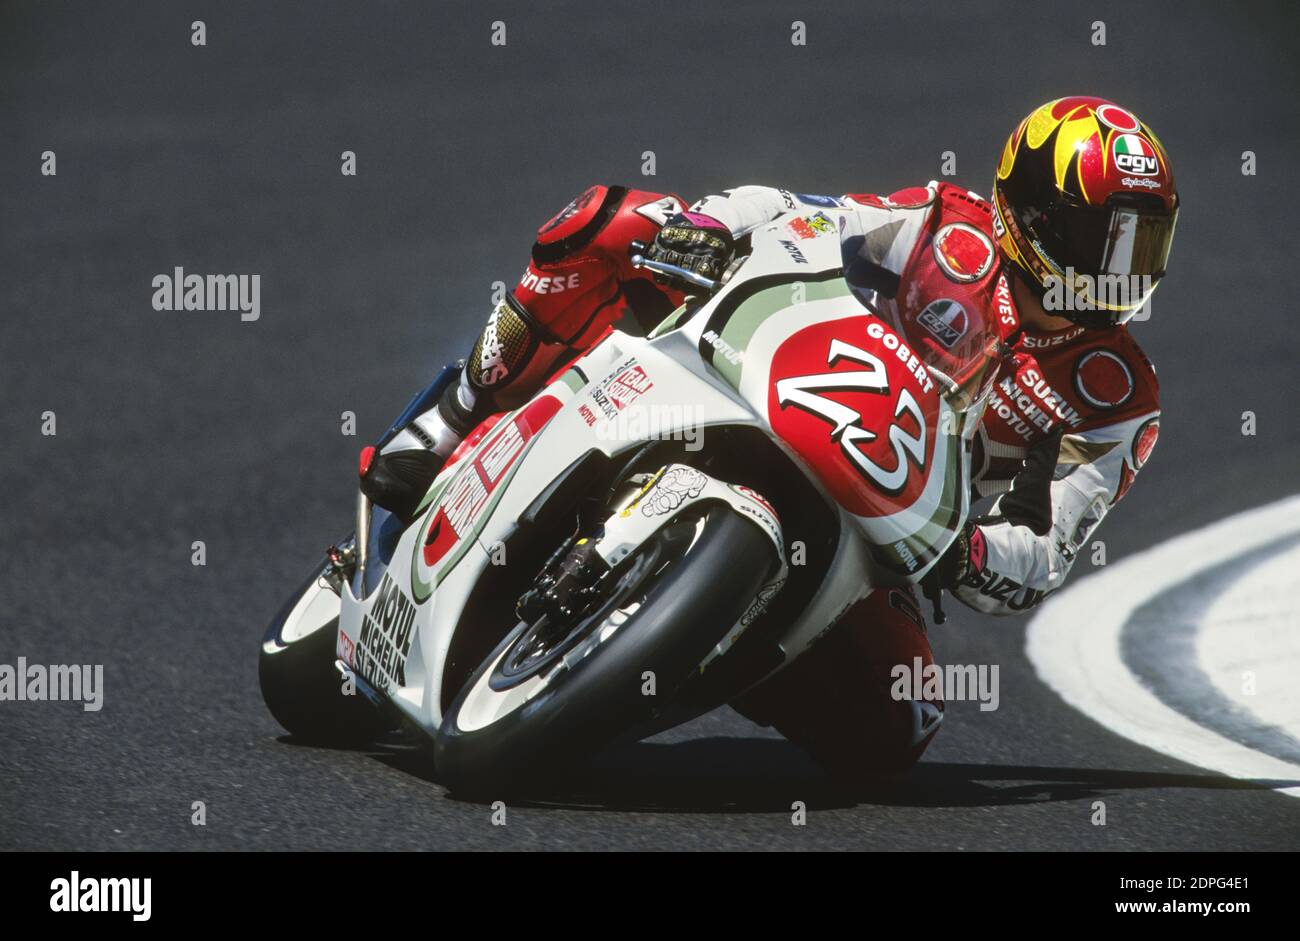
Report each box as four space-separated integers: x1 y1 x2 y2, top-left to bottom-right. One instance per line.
359 361 491 523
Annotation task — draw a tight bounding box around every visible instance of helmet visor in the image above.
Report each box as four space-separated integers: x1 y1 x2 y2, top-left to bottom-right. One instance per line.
1047 196 1178 314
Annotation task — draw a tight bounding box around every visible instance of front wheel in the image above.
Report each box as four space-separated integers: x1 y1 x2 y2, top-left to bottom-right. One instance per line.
258 557 393 746
434 505 778 795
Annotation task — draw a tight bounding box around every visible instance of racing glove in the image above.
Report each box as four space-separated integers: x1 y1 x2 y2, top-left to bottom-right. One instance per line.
645 211 735 287
920 522 983 624
919 431 1062 622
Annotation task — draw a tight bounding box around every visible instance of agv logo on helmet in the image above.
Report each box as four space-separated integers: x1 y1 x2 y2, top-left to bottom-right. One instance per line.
1113 134 1159 176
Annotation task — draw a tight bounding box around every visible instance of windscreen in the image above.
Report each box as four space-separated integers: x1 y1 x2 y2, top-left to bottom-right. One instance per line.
886 291 1001 418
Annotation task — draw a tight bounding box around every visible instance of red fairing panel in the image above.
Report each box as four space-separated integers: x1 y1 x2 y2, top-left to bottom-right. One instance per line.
767 314 942 520
421 394 564 569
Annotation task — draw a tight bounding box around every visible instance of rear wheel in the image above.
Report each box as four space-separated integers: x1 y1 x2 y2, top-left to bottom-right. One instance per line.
434 505 778 795
258 557 393 746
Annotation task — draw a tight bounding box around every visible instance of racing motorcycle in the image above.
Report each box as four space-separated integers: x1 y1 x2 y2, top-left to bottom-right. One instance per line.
259 204 1003 793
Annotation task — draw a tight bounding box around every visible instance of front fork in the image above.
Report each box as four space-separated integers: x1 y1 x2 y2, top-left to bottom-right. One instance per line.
354 490 372 592
595 464 789 666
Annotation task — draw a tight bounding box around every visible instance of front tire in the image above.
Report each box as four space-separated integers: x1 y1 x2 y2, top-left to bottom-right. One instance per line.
434 506 777 795
259 561 393 746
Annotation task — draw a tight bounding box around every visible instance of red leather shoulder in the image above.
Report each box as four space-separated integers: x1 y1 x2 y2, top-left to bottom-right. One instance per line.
933 182 994 228
898 182 1000 293
844 185 935 210
1037 326 1160 430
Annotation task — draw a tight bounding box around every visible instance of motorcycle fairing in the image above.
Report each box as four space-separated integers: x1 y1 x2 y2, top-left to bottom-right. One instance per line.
335 203 992 734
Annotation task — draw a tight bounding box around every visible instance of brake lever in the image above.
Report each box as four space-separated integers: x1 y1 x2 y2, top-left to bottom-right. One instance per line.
629 249 721 294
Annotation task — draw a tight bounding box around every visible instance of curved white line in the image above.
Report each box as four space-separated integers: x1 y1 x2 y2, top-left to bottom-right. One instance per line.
1197 545 1300 735
1026 493 1300 797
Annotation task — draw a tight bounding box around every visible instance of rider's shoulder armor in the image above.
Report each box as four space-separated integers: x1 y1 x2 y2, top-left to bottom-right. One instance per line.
844 184 936 211
1017 324 1161 433
917 181 1002 286
846 181 1004 321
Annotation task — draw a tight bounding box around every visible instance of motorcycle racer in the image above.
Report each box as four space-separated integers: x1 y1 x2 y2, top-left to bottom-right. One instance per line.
359 96 1178 778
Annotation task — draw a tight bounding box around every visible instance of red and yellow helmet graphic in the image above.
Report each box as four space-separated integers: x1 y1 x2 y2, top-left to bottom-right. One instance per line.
997 97 1176 209
992 97 1180 327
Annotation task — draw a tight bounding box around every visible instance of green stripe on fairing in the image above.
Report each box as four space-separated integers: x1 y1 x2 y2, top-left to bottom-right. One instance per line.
408 410 518 603
713 274 963 577
647 303 690 339
414 475 452 517
716 277 853 389
409 461 516 603
560 368 586 393
412 373 584 523
871 404 966 576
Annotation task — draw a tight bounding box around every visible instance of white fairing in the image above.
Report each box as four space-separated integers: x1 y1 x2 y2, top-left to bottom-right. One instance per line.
336 206 983 735
453 466 789 733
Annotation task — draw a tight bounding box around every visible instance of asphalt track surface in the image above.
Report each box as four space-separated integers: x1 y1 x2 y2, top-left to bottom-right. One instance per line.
2 0 1298 851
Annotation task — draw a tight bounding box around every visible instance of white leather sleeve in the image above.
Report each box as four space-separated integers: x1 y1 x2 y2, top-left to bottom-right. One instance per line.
689 186 798 236
952 409 1160 615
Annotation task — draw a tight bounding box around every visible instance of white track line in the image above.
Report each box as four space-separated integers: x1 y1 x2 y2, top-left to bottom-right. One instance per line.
1026 494 1300 798
1198 545 1300 737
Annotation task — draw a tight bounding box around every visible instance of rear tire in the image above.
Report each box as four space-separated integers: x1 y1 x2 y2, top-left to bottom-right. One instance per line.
259 562 393 746
434 506 777 795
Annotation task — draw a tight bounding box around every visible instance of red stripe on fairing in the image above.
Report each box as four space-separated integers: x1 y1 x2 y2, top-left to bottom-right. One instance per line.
421 394 566 568
516 393 564 436
444 414 505 472
422 509 459 568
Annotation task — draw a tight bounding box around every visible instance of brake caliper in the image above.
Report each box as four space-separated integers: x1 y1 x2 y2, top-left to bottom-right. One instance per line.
516 537 610 624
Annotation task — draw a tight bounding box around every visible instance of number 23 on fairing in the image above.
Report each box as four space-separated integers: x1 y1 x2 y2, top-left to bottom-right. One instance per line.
769 314 941 516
